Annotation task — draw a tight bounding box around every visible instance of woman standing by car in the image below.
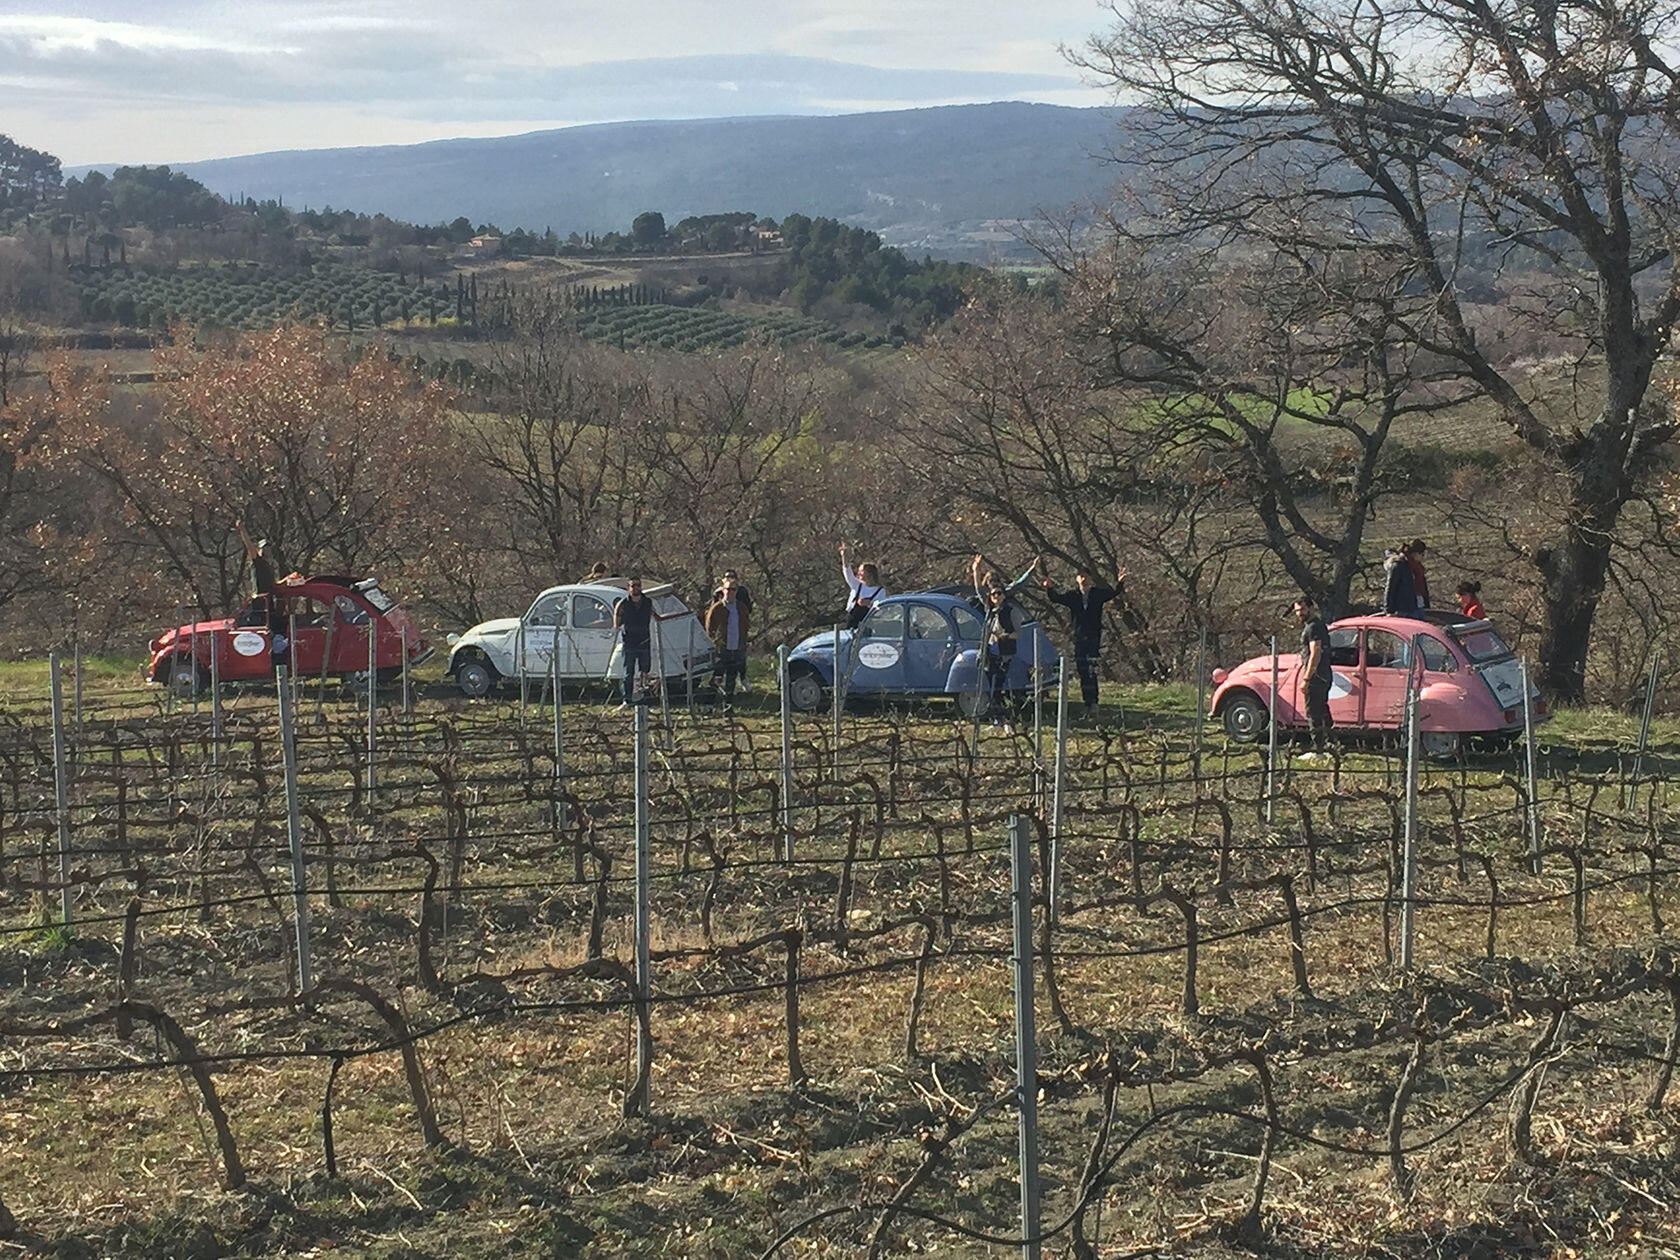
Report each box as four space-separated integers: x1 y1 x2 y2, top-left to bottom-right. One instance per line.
839 543 885 628
969 583 1021 732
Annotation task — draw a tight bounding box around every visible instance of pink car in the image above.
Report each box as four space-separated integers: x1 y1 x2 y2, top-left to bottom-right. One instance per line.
1209 613 1549 757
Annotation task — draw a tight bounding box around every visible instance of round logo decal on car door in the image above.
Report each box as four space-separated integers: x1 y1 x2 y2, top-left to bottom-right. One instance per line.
1329 671 1353 699
857 642 901 669
231 631 268 657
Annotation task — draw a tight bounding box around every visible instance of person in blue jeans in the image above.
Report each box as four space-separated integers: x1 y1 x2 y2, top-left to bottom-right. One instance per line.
611 577 655 705
1041 563 1124 718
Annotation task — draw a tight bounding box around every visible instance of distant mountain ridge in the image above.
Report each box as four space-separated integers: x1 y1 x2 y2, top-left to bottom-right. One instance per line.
71 103 1130 258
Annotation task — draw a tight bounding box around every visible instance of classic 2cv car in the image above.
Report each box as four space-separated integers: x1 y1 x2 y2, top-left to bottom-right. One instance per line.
148 574 429 694
1208 612 1549 756
446 579 713 698
784 590 1059 715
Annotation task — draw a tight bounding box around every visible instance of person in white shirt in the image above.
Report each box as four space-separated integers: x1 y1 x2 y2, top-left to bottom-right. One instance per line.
838 542 884 628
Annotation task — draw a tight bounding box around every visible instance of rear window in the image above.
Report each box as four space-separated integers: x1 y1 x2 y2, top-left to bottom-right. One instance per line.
354 580 396 614
1450 626 1512 663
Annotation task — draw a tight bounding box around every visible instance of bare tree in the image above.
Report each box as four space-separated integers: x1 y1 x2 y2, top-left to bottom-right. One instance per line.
1077 0 1680 700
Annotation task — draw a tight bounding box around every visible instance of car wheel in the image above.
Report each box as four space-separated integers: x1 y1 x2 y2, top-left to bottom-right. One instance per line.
1421 730 1461 759
454 655 495 700
954 688 988 719
167 657 206 698
786 668 825 713
1221 690 1268 743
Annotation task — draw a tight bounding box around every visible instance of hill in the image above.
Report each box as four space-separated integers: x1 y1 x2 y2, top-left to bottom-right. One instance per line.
70 103 1129 259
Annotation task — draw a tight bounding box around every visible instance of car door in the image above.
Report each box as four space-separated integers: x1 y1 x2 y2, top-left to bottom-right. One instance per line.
521 591 568 679
850 603 907 693
570 592 618 679
1360 627 1413 728
218 596 273 681
1326 626 1363 725
327 592 374 673
280 595 330 676
903 602 959 692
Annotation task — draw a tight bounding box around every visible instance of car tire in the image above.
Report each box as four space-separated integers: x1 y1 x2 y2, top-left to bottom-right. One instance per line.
786 668 825 713
1421 730 1461 759
165 657 206 698
1221 690 1268 742
955 688 988 719
454 655 496 700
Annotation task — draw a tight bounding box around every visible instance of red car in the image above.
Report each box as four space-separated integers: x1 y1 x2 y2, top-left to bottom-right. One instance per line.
148 575 429 694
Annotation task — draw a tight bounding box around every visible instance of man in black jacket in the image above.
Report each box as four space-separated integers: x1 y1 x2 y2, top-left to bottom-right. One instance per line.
611 577 655 706
1041 564 1125 718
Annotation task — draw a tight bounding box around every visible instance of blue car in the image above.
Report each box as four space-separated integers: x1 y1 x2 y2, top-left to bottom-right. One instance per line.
784 591 1060 714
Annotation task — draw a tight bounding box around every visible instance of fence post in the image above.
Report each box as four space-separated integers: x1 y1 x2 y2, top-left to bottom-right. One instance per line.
1009 812 1042 1260
72 634 84 753
209 627 222 770
831 623 844 782
1522 657 1542 874
1400 659 1421 970
167 602 183 717
1050 669 1068 923
190 617 201 714
779 644 795 864
1193 625 1207 786
686 618 697 725
1032 631 1044 810
653 615 671 745
399 625 411 717
552 642 566 791
627 701 653 1116
50 653 74 928
1266 636 1279 826
1627 650 1659 812
289 611 301 716
366 623 377 799
277 667 313 999
517 620 528 725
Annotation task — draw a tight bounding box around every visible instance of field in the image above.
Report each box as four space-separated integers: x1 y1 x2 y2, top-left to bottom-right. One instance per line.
1 666 1678 1258
573 302 890 353
74 264 453 332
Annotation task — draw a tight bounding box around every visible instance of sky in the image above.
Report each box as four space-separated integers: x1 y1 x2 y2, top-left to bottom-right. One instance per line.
0 1 1116 166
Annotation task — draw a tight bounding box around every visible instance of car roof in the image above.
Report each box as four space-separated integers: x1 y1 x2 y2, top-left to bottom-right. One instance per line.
536 581 678 602
874 590 976 610
1331 613 1459 639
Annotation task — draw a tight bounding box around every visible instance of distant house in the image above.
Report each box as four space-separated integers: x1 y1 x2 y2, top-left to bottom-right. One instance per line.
456 234 502 259
753 228 783 248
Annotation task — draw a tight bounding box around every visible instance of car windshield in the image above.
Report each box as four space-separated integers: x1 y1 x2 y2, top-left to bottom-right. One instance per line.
653 594 688 618
354 580 396 614
950 604 983 642
1449 625 1513 663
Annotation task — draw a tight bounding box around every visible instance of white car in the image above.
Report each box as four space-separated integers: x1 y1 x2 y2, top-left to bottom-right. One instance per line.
446 580 713 698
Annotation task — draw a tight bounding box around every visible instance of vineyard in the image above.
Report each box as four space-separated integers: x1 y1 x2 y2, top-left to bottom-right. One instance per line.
573 302 891 353
1 669 1678 1257
75 264 463 331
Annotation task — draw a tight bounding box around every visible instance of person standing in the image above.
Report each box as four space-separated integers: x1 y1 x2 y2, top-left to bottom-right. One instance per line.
237 522 288 667
612 576 655 707
1295 595 1334 757
839 543 884 628
969 582 1022 732
1041 563 1125 718
710 568 755 691
1405 540 1430 610
702 574 749 715
237 522 277 597
1382 547 1418 617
